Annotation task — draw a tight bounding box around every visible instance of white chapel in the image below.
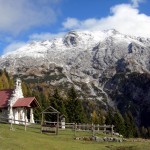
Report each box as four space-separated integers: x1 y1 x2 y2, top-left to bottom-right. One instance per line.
0 79 39 124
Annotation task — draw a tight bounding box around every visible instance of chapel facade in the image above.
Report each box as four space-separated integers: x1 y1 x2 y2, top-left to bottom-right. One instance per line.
0 79 39 124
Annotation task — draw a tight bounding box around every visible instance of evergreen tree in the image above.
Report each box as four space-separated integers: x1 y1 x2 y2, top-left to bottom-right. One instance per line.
39 92 48 109
22 82 28 96
141 126 148 138
124 111 139 138
105 109 114 125
113 111 125 136
49 89 66 116
66 86 84 123
8 78 14 89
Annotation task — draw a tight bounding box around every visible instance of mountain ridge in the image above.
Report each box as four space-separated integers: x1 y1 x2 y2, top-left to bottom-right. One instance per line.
1 29 150 120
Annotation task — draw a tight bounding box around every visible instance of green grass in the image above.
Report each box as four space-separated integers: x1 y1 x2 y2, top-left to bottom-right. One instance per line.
0 123 150 150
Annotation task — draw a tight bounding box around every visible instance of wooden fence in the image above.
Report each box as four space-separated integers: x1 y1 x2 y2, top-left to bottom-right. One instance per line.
0 116 114 137
74 123 114 137
0 116 34 131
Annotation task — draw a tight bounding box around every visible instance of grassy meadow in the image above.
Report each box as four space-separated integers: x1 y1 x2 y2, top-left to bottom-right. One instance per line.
0 123 150 150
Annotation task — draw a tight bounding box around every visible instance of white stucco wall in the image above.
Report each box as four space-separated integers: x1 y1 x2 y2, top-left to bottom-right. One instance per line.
30 108 34 123
13 108 19 124
12 108 27 124
8 79 24 122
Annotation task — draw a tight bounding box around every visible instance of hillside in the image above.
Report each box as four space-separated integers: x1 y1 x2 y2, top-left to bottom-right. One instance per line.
0 123 150 150
0 29 150 128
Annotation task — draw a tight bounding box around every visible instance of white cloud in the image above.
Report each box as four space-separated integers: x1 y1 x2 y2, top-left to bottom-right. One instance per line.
29 32 65 41
3 42 26 54
62 18 80 30
62 4 150 38
0 0 61 34
131 0 144 7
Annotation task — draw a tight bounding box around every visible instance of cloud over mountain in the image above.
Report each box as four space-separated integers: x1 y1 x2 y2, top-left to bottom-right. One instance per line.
62 3 150 38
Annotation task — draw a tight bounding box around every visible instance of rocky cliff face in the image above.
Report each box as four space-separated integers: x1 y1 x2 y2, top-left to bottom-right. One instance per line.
1 29 150 126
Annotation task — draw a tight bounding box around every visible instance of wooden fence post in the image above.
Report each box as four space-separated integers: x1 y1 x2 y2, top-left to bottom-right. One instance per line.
111 125 114 136
86 123 88 131
10 117 13 130
72 123 74 130
56 113 59 135
41 113 44 133
25 119 27 131
93 124 95 136
79 123 81 130
24 108 27 131
91 123 94 136
74 123 77 137
104 124 106 134
97 124 99 132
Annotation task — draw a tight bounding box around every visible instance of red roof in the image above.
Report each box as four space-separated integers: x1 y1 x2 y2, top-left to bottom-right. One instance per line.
13 97 39 108
0 89 13 108
0 89 39 108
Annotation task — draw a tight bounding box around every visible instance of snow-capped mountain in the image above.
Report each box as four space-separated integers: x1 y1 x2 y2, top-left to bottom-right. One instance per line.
1 29 150 107
1 29 150 75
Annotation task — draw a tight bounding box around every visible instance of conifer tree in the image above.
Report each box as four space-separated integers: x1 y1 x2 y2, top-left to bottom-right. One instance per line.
105 109 114 125
66 86 84 123
113 111 125 135
49 89 66 116
40 92 48 109
124 111 139 138
8 78 14 89
22 82 28 96
141 126 148 138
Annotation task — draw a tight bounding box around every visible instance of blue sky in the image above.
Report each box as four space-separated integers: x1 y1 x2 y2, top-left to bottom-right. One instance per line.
0 0 150 55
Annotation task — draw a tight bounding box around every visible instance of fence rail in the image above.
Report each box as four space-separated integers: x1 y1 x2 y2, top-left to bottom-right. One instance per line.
73 123 114 137
0 116 114 137
0 116 36 131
